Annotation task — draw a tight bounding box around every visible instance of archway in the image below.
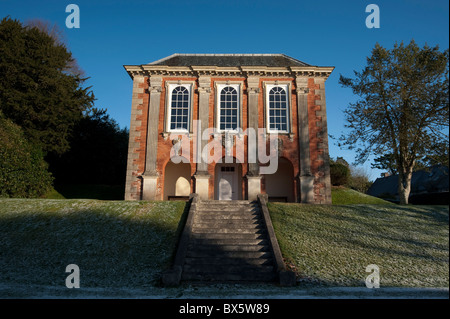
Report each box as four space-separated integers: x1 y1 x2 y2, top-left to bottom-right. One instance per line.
164 161 191 200
263 157 294 202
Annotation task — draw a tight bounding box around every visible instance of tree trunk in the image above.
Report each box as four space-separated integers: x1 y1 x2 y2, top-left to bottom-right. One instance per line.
398 167 413 205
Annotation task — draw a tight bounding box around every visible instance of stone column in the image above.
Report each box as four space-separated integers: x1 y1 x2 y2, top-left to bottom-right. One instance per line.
142 76 162 200
124 75 145 200
245 77 261 201
314 78 332 204
296 77 315 203
194 76 211 200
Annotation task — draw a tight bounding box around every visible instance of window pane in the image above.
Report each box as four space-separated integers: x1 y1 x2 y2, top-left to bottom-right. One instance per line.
169 85 190 131
268 86 288 132
219 86 239 131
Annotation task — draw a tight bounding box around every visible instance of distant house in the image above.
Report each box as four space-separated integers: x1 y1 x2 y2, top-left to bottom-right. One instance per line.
367 165 449 204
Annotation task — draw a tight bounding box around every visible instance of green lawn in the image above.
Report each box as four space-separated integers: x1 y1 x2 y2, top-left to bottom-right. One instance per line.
269 202 449 287
331 186 394 205
0 199 187 290
0 195 448 296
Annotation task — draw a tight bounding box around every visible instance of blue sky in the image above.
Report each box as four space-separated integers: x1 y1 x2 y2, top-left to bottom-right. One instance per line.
2 0 449 180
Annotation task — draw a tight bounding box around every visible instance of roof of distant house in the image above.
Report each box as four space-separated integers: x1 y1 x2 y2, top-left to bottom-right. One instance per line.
367 165 449 198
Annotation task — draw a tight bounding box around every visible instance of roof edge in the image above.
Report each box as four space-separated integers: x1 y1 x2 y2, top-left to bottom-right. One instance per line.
146 53 313 66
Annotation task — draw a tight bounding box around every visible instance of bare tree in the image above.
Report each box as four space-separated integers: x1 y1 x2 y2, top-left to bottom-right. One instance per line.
338 40 449 204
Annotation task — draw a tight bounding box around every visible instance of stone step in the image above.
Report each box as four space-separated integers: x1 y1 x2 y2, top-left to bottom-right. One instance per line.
181 270 277 282
194 215 263 223
183 263 275 274
190 238 269 246
186 250 272 259
192 227 266 234
188 243 270 252
183 256 274 266
190 233 267 240
197 207 259 213
195 212 259 217
195 211 258 216
177 200 278 283
196 208 258 213
200 200 251 206
193 221 263 229
193 221 264 232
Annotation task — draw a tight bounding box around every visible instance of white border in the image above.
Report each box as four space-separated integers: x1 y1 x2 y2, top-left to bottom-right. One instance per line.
215 83 242 133
165 82 193 133
264 83 291 134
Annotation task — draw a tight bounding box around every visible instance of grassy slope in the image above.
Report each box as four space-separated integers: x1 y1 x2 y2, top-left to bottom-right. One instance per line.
0 199 187 289
1 188 448 291
331 186 394 205
269 202 449 287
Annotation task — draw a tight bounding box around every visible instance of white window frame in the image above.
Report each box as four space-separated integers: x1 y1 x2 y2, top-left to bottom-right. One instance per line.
215 83 242 133
165 82 193 133
265 83 291 134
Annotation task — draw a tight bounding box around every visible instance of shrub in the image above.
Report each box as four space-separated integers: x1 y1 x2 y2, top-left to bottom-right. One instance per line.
330 161 350 186
0 114 53 198
348 166 373 193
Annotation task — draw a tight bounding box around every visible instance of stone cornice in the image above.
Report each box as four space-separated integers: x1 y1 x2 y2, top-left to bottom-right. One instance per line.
123 65 334 80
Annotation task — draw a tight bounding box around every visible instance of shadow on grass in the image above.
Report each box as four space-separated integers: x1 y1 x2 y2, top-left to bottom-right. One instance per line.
269 203 449 287
0 200 189 297
317 205 448 261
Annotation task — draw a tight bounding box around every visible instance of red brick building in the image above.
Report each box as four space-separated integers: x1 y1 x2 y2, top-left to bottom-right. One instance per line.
123 54 333 203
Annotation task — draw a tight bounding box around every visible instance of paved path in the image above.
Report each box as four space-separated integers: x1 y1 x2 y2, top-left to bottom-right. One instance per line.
1 283 448 299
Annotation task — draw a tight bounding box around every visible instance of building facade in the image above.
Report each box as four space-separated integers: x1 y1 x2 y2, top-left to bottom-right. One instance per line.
123 54 333 203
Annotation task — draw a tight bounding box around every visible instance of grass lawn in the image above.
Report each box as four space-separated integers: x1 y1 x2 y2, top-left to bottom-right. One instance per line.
0 199 187 291
0 190 448 297
269 203 449 287
331 186 395 205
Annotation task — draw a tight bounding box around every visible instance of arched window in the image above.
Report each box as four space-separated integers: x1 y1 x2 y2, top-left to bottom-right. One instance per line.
268 86 289 132
219 86 239 131
169 85 190 131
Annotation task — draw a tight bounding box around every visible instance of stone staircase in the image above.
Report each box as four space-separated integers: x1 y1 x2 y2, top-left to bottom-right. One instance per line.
181 200 278 282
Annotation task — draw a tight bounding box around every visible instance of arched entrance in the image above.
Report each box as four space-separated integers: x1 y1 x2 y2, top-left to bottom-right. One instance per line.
164 161 191 200
264 157 294 202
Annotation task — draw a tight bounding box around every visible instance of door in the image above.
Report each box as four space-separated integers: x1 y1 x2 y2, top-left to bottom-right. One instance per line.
218 166 237 200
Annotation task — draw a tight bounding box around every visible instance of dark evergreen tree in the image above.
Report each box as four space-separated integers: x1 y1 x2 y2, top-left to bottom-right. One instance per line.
46 108 129 186
0 17 94 155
